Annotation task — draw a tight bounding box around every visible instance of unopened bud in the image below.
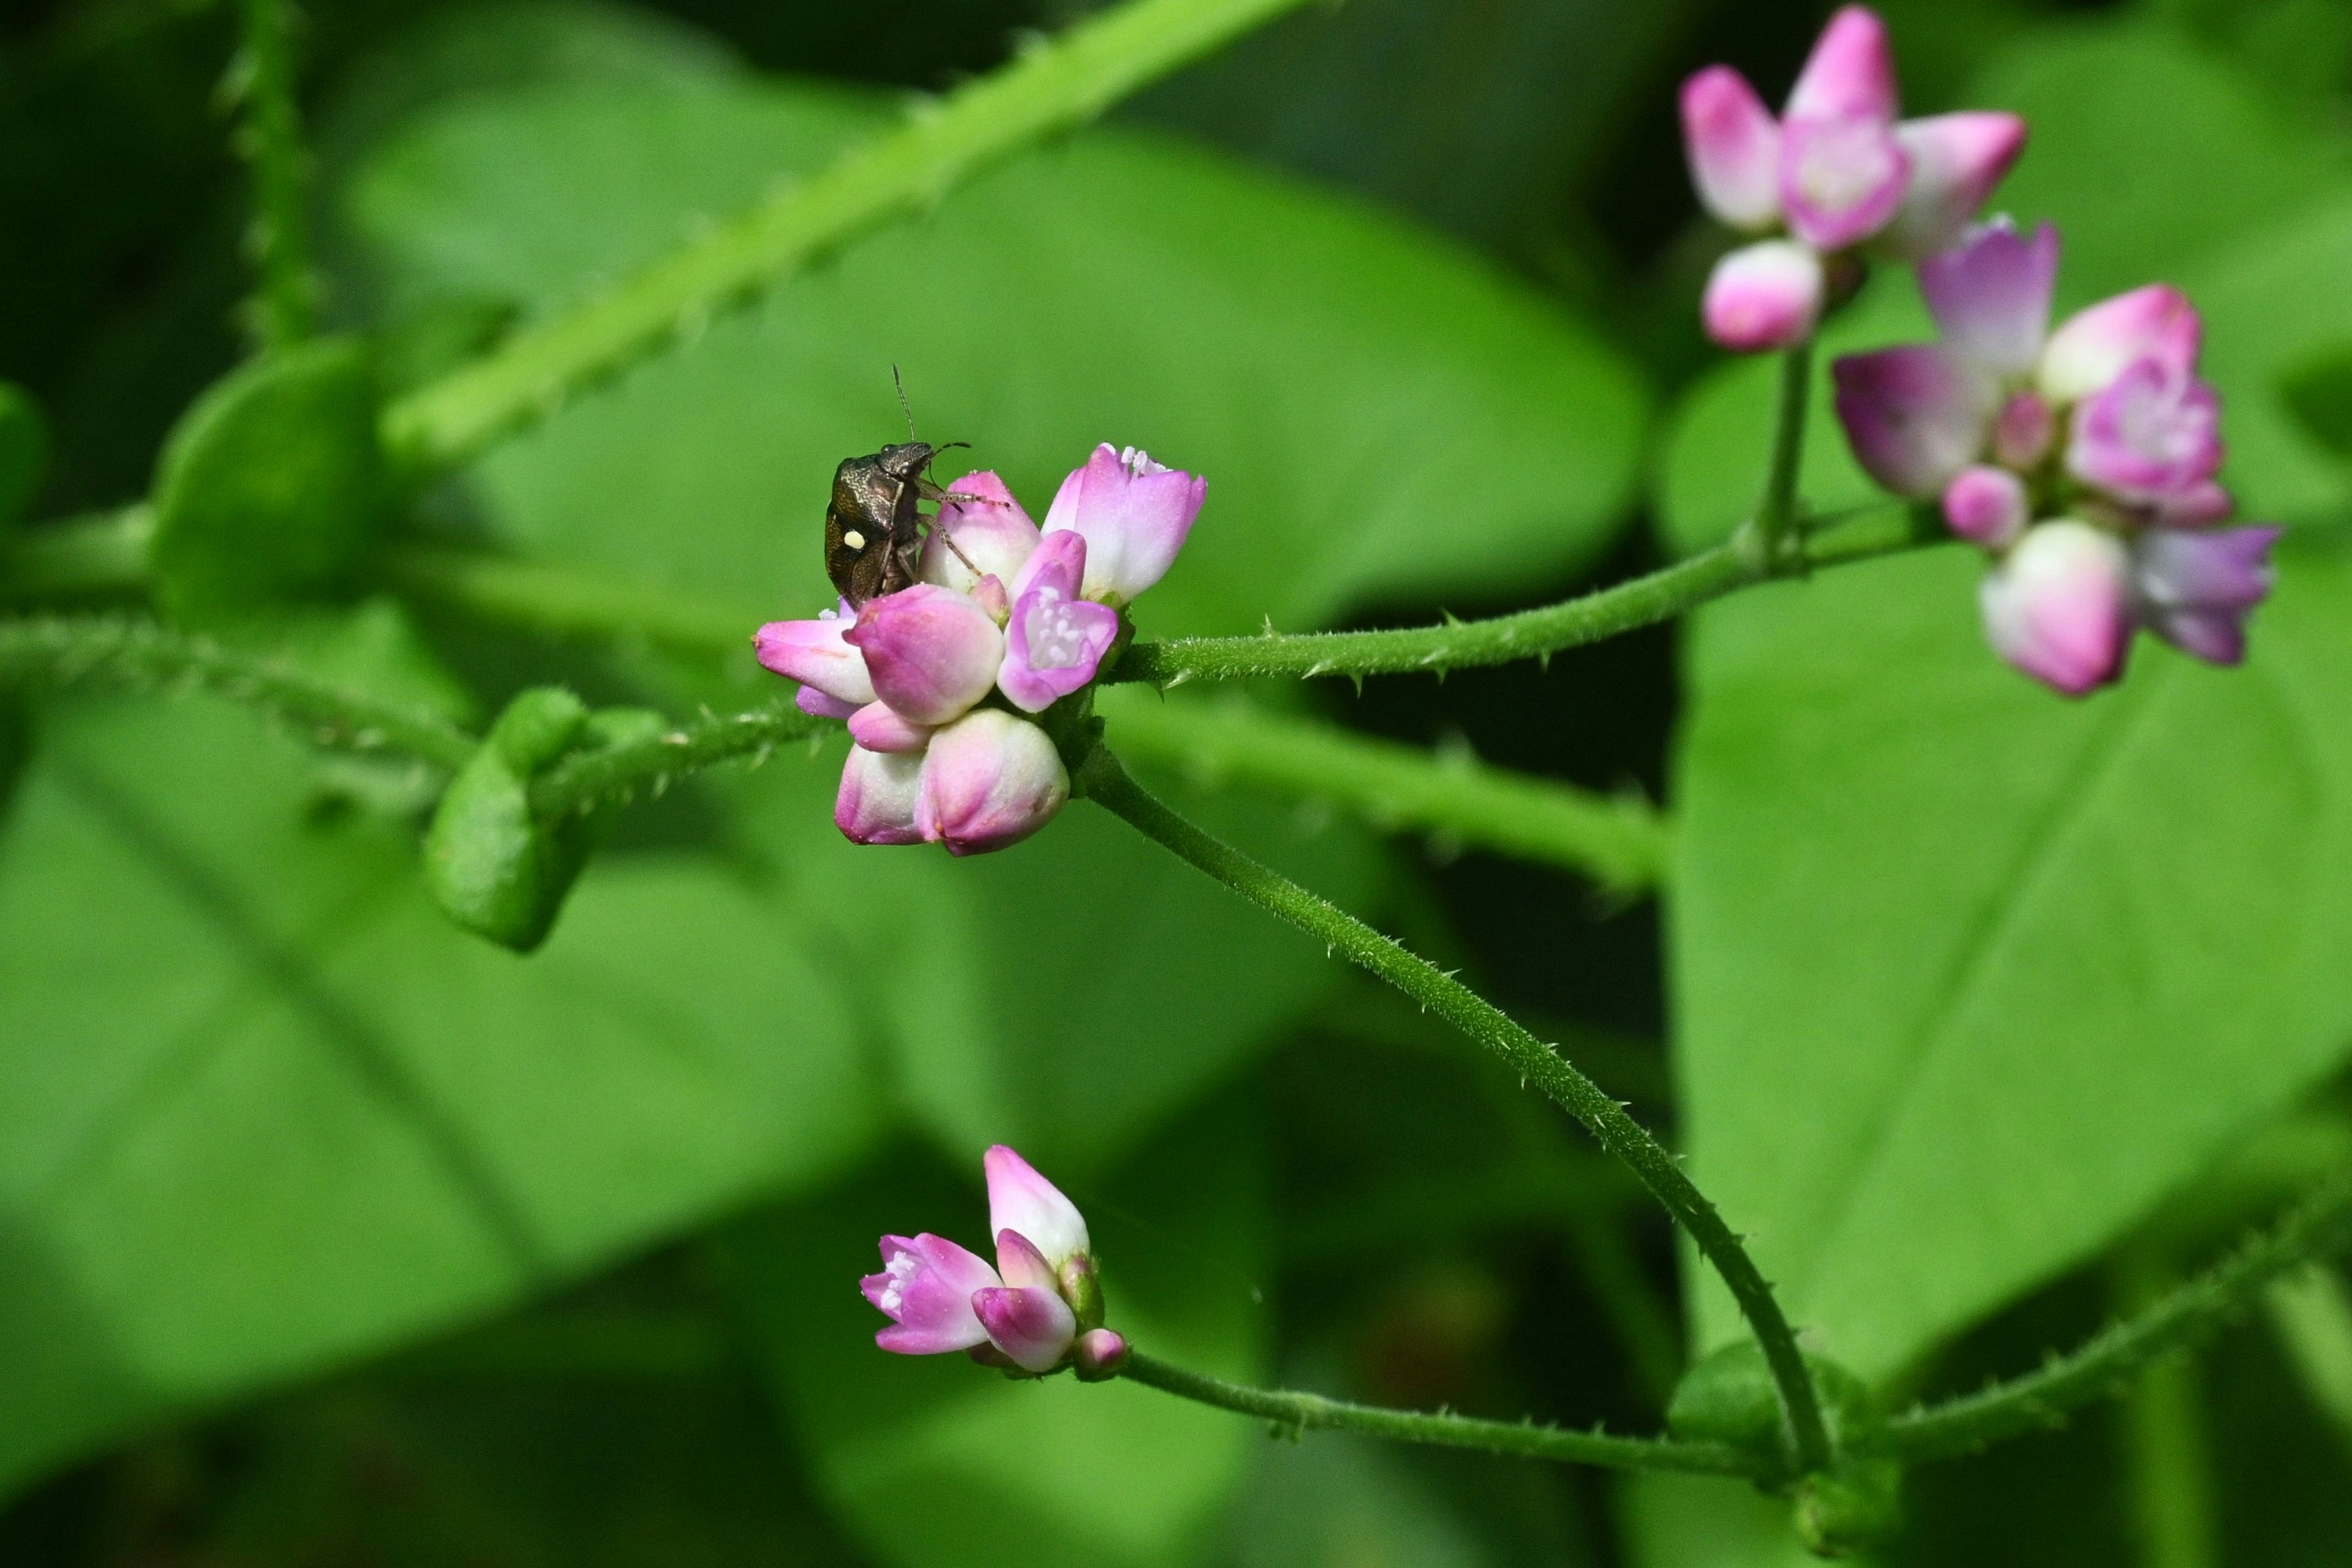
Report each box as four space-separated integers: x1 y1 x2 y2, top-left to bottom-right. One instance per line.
1073 1329 1129 1382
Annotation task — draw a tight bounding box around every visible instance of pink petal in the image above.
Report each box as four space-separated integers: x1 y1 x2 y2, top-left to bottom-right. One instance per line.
1073 1328 1130 1381
1702 239 1823 353
864 1233 1001 1355
1941 465 2028 549
2065 361 2223 503
1831 344 1996 497
1785 6 1899 124
994 1227 1057 1291
1000 534 1120 713
796 685 864 720
1918 219 2057 379
921 470 1041 594
843 584 1005 726
755 607 875 707
2133 525 2280 615
984 1145 1090 1272
835 745 927 846
1979 520 2132 696
2153 481 2235 528
1779 110 1908 252
1039 445 1205 606
1681 66 1782 230
971 1285 1077 1374
1879 113 2028 260
2040 285 2201 405
846 701 933 755
913 710 1069 856
1992 390 2055 470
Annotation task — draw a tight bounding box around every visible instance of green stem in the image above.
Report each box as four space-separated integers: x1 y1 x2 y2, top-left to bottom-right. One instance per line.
2114 1250 2217 1568
1077 743 1835 1476
1098 690 1667 893
1 506 157 603
529 700 830 818
380 0 1327 471
2264 1264 2352 1454
232 0 317 351
1117 1351 1758 1477
0 616 477 771
1874 1166 2352 1464
1110 504 1934 687
1755 339 1814 564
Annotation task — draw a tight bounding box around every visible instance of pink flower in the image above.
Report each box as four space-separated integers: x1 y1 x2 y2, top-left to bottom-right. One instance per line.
1942 465 2027 549
2132 526 2282 666
1980 520 2132 696
755 603 874 710
1680 6 2024 350
915 709 1069 856
921 470 1041 594
1041 444 1205 606
1000 530 1120 712
845 584 1005 726
2067 358 2222 503
835 744 926 845
864 1145 1104 1377
1831 343 1994 498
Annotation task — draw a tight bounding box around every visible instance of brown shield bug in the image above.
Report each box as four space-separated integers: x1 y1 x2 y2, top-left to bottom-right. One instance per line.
823 375 991 607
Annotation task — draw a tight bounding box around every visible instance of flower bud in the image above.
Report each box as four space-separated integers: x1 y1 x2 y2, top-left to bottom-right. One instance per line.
1978 519 2131 696
755 605 874 709
835 744 926 845
2039 285 2201 405
1040 443 1205 606
921 470 1040 594
1073 1329 1129 1382
1702 240 1825 353
1680 66 1782 230
846 700 933 755
1058 1251 1105 1331
845 584 1005 726
1879 112 2027 260
1942 465 2027 549
1992 390 2054 470
2132 524 2280 666
971 1285 1077 1374
915 710 1069 855
1918 219 2056 379
985 1144 1091 1270
1830 344 1992 497
2066 359 2223 504
1785 6 1898 125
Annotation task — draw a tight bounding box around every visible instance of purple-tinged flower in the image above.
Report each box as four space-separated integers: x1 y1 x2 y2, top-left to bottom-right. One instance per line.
864 1234 1001 1355
1942 465 2028 549
1000 531 1120 713
1704 240 1825 353
1979 520 2132 696
914 710 1069 856
1917 216 2057 377
836 745 927 845
1041 444 1205 606
846 701 933 755
921 470 1041 595
1679 7 2025 352
845 584 1005 726
2067 358 2222 503
1832 344 1994 498
2038 284 2199 405
864 1145 1105 1378
2132 526 2282 666
755 604 875 710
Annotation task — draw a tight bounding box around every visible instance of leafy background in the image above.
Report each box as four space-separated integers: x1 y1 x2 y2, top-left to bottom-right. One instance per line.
3 0 2352 1563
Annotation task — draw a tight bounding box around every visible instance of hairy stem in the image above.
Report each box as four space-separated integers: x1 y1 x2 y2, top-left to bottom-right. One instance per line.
1079 743 1834 1475
381 0 1328 470
1099 690 1667 893
1110 504 1934 687
0 616 476 770
1117 1351 1758 1477
1874 1167 2352 1463
230 0 317 351
1755 340 1813 563
0 506 157 603
529 701 830 818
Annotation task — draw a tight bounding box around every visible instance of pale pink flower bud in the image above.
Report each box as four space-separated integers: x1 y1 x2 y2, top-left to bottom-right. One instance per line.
1942 465 2028 549
863 1234 1001 1355
2132 525 2280 666
755 604 874 708
1074 1327 1129 1382
1702 240 1824 352
1980 520 2132 696
985 1144 1090 1272
921 470 1041 594
844 584 1005 726
1000 530 1120 713
1831 344 1994 497
1993 391 2054 469
2039 285 2201 405
994 1226 1059 1289
1786 6 1899 125
1681 66 1782 231
2153 481 2234 528
914 710 1068 855
846 701 933 755
835 745 927 845
2066 359 2223 504
1040 444 1205 606
1879 113 2028 260
971 1285 1077 1373
1918 219 2057 379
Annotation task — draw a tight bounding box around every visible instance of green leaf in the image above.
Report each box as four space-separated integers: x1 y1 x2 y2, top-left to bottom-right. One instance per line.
0 693 880 1496
0 382 48 531
713 1096 1268 1568
149 339 393 626
340 77 1652 633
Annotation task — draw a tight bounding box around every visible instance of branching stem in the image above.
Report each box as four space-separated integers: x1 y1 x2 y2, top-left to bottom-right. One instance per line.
1077 742 1835 1475
1117 1351 1759 1477
230 0 317 351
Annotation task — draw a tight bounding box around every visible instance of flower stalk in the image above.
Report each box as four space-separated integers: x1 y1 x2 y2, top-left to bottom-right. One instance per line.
229 0 318 352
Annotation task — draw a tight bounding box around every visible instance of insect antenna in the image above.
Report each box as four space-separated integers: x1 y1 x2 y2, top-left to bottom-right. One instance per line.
892 364 918 440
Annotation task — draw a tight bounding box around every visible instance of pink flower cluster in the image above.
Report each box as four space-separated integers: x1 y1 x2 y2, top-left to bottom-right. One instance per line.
1681 6 2026 351
1833 220 2278 693
758 445 1205 853
864 1145 1128 1379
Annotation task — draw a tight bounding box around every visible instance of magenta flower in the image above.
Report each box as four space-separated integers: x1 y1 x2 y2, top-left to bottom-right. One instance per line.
756 447 1203 853
1680 6 2026 351
1831 219 2280 693
863 1145 1107 1377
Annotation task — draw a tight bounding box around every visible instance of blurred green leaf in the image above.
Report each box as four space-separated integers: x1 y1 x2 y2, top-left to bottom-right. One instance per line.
0 384 48 532
0 693 881 1497
715 1098 1270 1568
